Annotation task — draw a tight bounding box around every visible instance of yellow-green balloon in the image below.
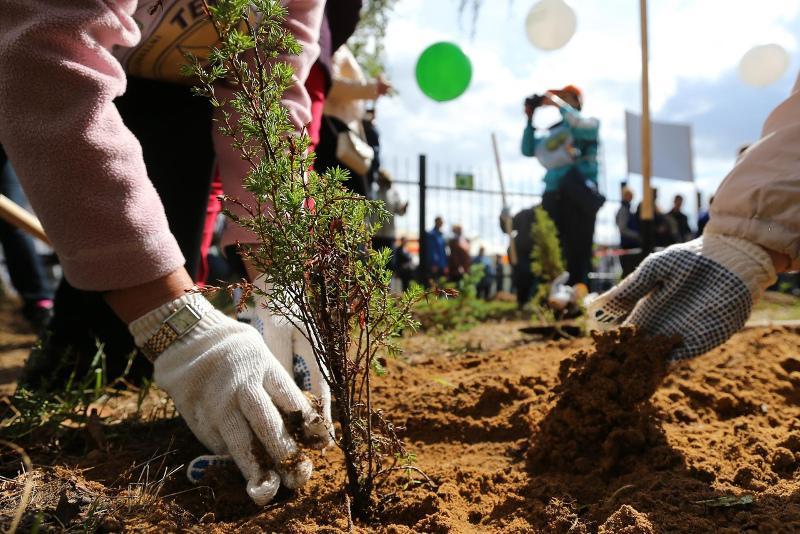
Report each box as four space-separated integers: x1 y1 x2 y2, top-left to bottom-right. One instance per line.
415 42 472 102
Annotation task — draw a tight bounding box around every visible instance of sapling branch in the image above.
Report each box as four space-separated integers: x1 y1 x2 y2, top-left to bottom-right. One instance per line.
191 3 431 517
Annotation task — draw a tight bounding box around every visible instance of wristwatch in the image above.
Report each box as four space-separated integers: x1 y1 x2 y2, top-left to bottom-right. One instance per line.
142 303 204 361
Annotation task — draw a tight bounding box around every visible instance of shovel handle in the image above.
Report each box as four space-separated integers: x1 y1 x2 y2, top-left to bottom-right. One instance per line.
0 194 50 246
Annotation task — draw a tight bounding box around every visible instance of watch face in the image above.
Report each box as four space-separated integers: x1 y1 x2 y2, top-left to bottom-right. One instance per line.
167 304 202 335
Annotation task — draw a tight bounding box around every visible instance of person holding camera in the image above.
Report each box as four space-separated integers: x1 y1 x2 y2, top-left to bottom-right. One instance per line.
521 85 603 287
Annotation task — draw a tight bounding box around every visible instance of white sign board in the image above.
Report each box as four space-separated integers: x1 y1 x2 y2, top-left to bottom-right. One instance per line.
625 111 694 182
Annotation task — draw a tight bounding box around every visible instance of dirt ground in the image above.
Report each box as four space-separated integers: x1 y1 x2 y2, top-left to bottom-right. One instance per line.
2 298 800 532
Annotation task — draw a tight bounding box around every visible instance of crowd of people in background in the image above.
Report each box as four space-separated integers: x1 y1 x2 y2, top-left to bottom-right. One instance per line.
615 187 711 276
0 0 791 357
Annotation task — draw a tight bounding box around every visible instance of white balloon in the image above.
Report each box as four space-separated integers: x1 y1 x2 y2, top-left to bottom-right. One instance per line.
525 0 577 51
738 44 790 87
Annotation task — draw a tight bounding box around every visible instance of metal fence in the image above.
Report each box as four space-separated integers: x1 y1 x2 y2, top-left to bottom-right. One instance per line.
380 153 622 256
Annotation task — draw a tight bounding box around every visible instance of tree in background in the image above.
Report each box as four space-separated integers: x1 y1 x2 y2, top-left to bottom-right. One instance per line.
531 206 564 295
349 0 400 77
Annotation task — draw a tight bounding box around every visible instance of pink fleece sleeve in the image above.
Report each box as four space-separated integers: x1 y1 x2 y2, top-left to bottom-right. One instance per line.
216 0 324 250
0 0 185 291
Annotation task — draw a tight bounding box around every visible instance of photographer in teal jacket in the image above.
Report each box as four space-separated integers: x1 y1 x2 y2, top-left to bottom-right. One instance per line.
521 85 602 287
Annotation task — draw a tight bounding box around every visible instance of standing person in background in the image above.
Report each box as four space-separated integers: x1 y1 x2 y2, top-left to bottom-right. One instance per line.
447 224 471 284
371 171 407 253
362 107 382 189
500 206 538 309
472 246 495 300
521 85 603 287
495 254 505 294
424 216 448 283
697 196 713 237
666 194 692 243
0 147 53 331
636 188 674 248
393 236 414 292
616 187 640 276
314 44 392 196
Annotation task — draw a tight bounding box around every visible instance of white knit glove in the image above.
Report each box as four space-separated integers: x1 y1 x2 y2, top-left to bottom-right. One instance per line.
243 298 333 426
588 234 776 360
129 294 332 506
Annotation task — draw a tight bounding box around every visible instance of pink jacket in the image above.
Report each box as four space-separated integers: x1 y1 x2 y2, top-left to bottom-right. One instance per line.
0 0 323 291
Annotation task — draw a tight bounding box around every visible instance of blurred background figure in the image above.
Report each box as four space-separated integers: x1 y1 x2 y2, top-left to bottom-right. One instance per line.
393 236 415 292
447 224 471 283
615 186 640 277
371 170 407 253
472 246 495 300
424 216 447 284
495 254 505 295
697 196 713 237
636 188 674 248
666 194 692 243
314 44 392 197
500 206 538 309
362 107 382 188
0 146 54 332
594 245 622 292
521 85 603 287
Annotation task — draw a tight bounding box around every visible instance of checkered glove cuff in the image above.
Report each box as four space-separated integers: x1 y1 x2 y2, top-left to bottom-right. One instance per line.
589 235 776 360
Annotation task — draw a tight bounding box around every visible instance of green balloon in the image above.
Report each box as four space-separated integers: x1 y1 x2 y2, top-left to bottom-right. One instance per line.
415 42 472 102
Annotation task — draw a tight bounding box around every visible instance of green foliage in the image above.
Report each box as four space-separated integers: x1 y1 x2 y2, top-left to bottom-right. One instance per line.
349 0 400 77
2 343 122 441
414 265 520 332
191 0 425 519
531 206 564 284
414 295 519 333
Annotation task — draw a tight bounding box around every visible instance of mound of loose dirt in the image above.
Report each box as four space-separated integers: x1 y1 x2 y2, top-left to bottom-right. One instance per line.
3 320 800 532
598 504 654 533
528 327 677 475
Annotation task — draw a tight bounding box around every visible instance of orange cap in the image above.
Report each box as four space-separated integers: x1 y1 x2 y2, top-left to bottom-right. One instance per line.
548 84 582 101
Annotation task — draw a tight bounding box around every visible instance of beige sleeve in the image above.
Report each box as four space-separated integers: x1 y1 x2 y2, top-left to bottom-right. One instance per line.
328 77 380 101
327 46 379 101
707 71 800 270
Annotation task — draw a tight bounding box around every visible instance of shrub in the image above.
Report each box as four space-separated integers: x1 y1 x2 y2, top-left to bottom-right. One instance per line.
189 0 424 519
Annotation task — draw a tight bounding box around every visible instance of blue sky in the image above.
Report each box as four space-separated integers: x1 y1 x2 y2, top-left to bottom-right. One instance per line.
369 0 800 249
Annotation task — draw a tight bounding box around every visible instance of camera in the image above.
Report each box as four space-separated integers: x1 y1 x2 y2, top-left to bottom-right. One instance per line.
524 94 544 108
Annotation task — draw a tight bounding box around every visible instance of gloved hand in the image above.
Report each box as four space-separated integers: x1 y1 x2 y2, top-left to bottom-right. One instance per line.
241 296 332 426
588 234 776 360
129 294 332 506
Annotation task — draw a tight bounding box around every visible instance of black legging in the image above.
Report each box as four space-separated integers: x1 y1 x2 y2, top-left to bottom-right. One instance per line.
0 145 53 304
21 77 215 388
542 178 597 288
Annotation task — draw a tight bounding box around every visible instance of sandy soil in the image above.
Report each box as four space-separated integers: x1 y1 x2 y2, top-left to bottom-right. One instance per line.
2 305 800 532
0 298 35 396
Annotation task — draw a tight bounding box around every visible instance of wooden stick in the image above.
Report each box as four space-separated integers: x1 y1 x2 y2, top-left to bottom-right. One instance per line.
491 133 517 265
639 0 653 221
0 194 51 246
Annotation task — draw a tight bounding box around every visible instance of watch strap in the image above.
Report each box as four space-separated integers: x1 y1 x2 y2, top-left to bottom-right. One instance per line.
129 293 214 362
143 322 181 362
